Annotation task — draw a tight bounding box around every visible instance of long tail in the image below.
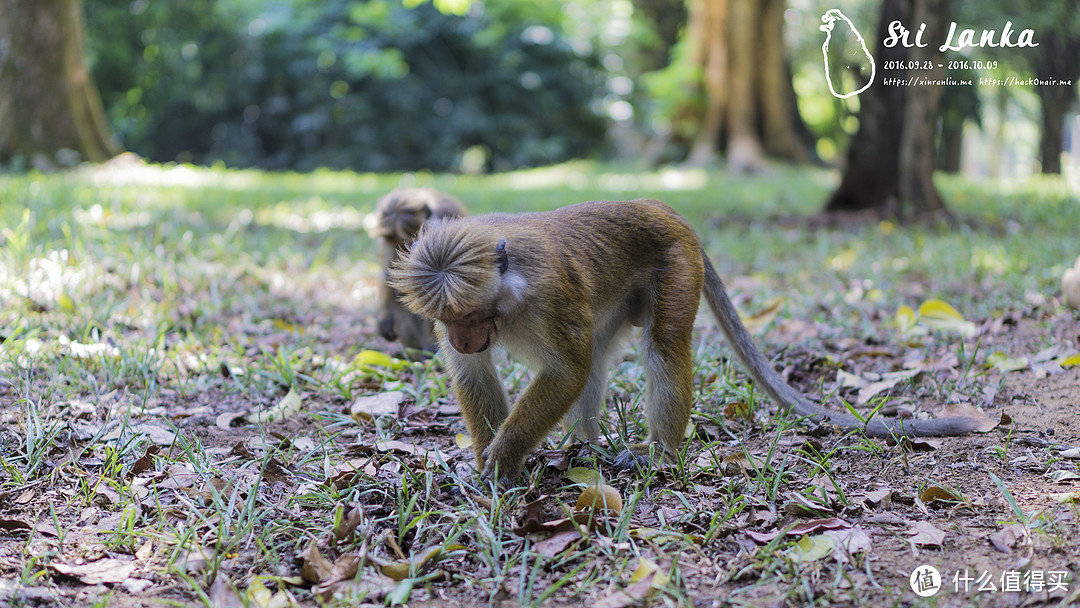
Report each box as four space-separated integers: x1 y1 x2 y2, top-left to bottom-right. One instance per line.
700 253 979 437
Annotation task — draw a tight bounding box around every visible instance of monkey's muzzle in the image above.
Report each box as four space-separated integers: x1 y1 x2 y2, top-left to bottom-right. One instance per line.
444 317 495 354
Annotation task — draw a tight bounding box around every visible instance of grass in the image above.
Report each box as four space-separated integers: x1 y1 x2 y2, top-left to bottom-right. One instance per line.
0 161 1079 607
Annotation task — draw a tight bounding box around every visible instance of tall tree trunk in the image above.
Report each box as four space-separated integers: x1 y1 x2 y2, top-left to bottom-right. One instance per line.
1033 34 1080 175
826 0 947 218
1037 86 1070 174
758 0 810 163
0 0 118 167
681 0 814 170
723 0 766 172
988 88 1008 179
686 0 729 166
826 0 908 214
897 0 945 215
937 117 963 174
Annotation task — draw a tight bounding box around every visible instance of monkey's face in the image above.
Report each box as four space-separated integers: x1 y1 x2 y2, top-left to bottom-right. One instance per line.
442 309 496 354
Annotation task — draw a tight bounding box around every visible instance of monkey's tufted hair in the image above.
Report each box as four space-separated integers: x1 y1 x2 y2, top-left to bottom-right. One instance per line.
389 220 502 321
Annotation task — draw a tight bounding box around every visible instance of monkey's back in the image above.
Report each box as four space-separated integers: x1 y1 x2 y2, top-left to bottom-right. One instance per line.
467 199 705 315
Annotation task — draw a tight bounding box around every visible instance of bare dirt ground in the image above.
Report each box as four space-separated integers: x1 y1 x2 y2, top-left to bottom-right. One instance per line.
2 301 1077 608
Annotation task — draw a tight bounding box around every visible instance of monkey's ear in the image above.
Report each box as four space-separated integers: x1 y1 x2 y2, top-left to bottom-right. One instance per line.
496 239 508 274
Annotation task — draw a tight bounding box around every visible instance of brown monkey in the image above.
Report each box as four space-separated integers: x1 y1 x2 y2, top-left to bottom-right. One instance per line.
389 199 980 483
368 188 467 352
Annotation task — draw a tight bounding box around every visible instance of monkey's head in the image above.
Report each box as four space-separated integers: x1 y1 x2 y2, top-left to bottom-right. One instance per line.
368 189 436 244
388 221 509 355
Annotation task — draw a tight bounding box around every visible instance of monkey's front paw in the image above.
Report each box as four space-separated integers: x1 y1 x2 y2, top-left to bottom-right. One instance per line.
479 444 521 491
478 462 517 492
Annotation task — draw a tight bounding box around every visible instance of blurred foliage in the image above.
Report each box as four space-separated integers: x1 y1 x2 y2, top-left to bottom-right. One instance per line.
85 0 606 172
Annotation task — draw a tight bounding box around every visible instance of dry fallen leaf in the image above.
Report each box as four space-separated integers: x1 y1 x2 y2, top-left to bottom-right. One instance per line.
535 530 582 558
784 534 835 562
917 299 978 337
129 445 161 476
216 411 249 429
989 524 1028 554
825 526 872 563
741 297 785 335
1058 448 1080 460
860 487 894 509
630 558 670 588
354 349 410 371
745 529 781 544
173 547 214 575
208 573 245 608
1050 491 1080 504
334 504 363 543
248 576 298 608
379 544 464 581
564 467 604 487
856 376 905 405
939 403 998 433
254 388 303 424
723 400 753 422
782 492 833 516
349 391 407 423
102 422 177 446
298 541 334 584
592 573 656 608
0 519 32 532
907 521 947 548
986 351 1029 373
723 452 766 476
1063 255 1080 309
920 486 962 504
261 457 291 484
786 517 851 536
1050 470 1080 483
49 558 136 585
628 527 704 545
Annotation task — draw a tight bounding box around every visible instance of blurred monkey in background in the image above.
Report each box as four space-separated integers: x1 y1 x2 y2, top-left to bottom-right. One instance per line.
368 188 466 352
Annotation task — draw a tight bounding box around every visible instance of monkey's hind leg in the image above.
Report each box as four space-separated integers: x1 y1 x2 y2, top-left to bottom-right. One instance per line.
613 254 700 471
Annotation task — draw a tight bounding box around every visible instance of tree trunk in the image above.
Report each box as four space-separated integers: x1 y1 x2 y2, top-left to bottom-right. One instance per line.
758 0 811 163
988 88 1007 178
1037 86 1069 174
826 0 947 218
937 117 963 174
686 0 729 166
1033 34 1080 175
681 0 813 170
0 0 118 167
723 0 766 173
897 0 946 215
826 0 908 213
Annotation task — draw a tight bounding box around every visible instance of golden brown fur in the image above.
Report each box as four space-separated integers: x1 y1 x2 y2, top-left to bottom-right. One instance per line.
368 188 466 351
390 199 980 484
